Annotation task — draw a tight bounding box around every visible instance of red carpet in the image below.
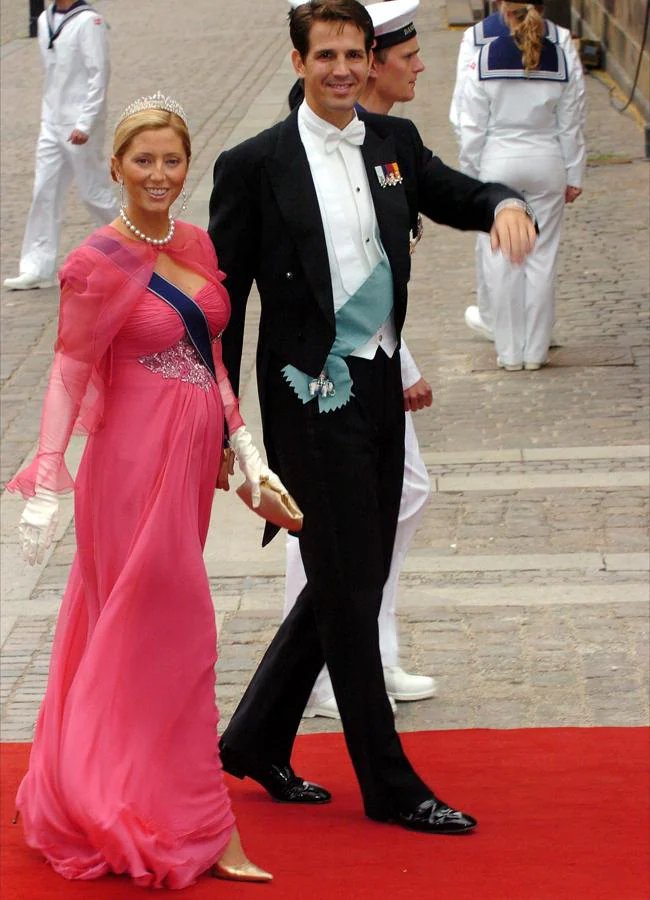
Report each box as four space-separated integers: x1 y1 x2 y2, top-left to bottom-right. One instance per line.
1 728 648 899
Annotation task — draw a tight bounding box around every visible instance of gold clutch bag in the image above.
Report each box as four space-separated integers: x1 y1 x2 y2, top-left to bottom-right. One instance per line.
235 478 304 532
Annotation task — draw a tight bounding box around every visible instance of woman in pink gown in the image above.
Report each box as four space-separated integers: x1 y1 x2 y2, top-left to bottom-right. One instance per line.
7 95 278 889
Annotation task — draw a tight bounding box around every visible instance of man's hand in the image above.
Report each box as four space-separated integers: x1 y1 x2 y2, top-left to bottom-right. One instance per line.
68 129 89 145
403 377 433 412
490 207 537 265
565 186 582 204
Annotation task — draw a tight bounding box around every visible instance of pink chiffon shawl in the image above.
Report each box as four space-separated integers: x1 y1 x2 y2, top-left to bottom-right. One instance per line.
7 222 240 498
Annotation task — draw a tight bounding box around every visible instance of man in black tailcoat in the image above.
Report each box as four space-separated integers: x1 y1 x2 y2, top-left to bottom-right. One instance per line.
208 0 535 834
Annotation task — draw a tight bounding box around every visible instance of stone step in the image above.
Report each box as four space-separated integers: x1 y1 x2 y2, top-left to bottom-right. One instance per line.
402 550 649 573
446 0 475 27
471 0 486 22
433 470 649 492
420 444 650 464
396 581 650 607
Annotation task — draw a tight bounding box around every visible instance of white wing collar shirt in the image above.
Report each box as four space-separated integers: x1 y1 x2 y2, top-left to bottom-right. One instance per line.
297 101 397 360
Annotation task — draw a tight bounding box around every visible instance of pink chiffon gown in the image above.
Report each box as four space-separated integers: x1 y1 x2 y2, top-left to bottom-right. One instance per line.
7 223 244 889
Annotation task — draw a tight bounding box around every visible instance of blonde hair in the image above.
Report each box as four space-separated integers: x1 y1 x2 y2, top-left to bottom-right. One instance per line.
502 2 544 73
111 109 191 181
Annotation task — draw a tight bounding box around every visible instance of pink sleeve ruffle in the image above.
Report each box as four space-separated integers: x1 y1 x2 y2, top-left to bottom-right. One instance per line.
6 234 154 498
6 223 237 498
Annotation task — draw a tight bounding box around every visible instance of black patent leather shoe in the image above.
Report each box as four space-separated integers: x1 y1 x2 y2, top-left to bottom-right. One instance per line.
220 742 331 804
395 797 477 834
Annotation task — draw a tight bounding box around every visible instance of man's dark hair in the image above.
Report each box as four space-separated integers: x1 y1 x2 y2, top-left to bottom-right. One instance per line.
289 0 374 59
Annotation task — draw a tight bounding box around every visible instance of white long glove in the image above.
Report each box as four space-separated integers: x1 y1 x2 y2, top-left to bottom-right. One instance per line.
18 488 59 566
229 425 288 508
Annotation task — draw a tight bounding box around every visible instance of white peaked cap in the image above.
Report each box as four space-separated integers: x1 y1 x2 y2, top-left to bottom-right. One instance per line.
366 0 419 41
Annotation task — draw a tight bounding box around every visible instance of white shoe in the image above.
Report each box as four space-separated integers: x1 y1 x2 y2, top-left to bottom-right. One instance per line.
384 666 436 702
497 357 523 372
303 697 341 720
304 693 397 719
523 361 547 371
3 272 55 291
464 305 494 341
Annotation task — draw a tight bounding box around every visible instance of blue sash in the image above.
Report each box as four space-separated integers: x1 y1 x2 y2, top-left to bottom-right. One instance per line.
479 36 568 82
84 232 217 382
282 258 394 414
147 272 216 381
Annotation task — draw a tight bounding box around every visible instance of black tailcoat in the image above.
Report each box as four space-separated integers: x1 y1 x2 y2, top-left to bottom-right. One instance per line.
209 107 515 470
208 107 520 818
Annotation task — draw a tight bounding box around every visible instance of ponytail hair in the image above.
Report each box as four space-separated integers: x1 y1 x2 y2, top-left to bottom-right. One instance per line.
502 2 545 72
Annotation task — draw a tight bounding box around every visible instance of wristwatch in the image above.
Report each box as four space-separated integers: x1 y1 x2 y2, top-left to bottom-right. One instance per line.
494 198 537 227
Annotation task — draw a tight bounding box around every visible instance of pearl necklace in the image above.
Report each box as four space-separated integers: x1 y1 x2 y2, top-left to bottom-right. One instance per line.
119 207 175 246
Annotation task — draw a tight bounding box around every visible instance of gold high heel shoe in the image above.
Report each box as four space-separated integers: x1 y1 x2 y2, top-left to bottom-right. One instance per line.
211 860 273 883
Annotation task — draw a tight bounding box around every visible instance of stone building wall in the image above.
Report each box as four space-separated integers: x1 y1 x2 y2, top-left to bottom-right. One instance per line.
571 0 650 120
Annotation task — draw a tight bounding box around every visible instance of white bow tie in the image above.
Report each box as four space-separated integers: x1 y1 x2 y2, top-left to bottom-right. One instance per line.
323 117 366 154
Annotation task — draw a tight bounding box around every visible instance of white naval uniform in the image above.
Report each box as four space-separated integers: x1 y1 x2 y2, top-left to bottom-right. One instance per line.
458 36 586 366
283 338 431 707
18 3 118 280
449 14 581 136
449 13 584 334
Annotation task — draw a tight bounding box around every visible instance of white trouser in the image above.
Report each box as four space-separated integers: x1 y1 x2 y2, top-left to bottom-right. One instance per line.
19 120 118 279
283 411 431 706
474 233 493 330
478 153 566 366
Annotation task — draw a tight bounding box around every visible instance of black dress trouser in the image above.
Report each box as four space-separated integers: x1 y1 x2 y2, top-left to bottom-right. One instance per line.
221 349 432 819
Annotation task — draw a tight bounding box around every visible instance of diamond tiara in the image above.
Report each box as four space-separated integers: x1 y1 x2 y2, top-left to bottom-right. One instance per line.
116 91 189 128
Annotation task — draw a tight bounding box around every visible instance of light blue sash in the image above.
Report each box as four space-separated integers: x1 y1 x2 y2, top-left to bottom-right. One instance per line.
282 257 393 414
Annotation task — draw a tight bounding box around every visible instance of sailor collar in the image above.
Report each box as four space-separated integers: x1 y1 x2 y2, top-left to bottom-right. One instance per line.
478 35 568 82
47 1 95 49
473 14 561 47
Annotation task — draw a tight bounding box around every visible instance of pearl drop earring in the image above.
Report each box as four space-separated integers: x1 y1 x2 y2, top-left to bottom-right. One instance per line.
175 182 188 215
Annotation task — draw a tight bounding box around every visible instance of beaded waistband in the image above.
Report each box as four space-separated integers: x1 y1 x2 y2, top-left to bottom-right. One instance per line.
138 337 213 392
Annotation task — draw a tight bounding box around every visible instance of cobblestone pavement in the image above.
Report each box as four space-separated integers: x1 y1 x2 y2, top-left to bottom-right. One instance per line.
1 1 648 743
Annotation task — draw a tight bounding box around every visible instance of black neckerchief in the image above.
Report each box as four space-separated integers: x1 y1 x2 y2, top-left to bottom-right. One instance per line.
47 1 93 49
